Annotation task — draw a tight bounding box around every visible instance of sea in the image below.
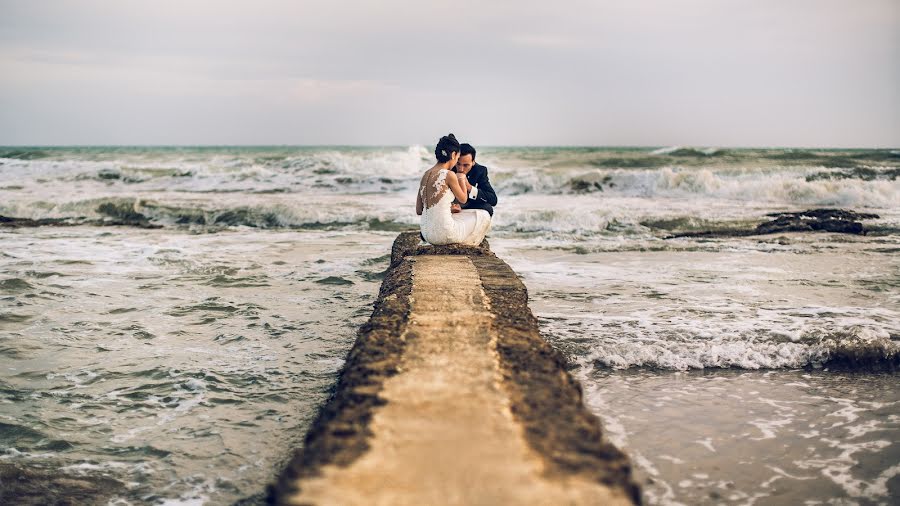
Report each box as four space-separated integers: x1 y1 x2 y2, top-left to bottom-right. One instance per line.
1 145 898 505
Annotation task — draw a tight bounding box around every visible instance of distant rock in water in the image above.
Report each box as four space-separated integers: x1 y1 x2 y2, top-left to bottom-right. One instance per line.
669 208 880 239
96 168 121 180
315 276 354 286
757 209 879 235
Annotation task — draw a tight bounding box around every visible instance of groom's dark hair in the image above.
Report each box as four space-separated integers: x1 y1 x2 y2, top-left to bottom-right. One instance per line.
460 143 476 160
434 133 460 163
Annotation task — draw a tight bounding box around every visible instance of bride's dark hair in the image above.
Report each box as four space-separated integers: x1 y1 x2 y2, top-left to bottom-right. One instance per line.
434 133 460 163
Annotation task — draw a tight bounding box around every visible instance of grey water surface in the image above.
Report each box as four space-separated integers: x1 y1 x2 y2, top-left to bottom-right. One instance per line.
2 145 898 504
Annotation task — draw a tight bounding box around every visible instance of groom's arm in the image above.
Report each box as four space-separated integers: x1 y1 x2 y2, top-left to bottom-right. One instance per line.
469 166 498 207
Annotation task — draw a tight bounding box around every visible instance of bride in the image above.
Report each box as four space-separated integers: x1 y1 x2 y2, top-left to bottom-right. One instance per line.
416 133 492 246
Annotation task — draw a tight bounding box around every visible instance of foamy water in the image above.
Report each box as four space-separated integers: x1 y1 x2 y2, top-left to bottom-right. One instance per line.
2 146 898 504
1 225 395 504
495 239 899 504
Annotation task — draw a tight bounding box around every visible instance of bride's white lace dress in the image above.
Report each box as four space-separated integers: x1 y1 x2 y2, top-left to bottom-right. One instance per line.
419 169 491 246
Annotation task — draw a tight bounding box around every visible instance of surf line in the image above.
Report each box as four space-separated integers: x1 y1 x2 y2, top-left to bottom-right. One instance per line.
270 231 641 505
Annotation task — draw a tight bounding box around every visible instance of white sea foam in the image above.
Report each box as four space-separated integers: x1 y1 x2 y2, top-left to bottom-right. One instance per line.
59 461 132 473
748 417 793 440
579 317 898 371
802 438 896 498
501 236 900 371
0 145 429 196
4 146 898 231
651 166 899 208
695 438 716 452
490 165 900 208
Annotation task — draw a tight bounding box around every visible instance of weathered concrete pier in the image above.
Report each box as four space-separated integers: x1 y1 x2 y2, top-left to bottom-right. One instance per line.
271 232 640 505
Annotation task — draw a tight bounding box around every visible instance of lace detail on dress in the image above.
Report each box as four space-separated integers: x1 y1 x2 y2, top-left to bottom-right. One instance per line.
419 169 450 211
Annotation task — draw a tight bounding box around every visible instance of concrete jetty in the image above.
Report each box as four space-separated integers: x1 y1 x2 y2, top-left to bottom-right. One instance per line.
271 232 640 505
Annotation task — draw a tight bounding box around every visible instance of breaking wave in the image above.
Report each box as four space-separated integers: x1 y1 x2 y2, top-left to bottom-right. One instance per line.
0 145 430 194
588 326 899 371
2 145 898 234
492 167 899 208
0 197 417 231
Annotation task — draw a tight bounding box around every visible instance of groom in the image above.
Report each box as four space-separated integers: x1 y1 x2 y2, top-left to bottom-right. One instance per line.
453 143 498 216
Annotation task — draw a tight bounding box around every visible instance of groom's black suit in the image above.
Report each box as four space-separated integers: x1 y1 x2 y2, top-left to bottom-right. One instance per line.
456 162 498 216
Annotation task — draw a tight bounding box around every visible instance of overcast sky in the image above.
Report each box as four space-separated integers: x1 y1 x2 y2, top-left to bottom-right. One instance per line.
0 0 897 147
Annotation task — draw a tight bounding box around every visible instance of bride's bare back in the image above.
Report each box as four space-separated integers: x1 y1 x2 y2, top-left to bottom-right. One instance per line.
416 167 469 215
419 168 449 211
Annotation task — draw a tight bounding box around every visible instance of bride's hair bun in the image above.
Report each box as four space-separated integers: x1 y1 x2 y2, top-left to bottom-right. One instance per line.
434 133 460 163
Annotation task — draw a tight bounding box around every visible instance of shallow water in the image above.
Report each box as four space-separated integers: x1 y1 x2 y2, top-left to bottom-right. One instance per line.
1 226 393 503
584 369 900 505
497 242 900 505
2 145 898 504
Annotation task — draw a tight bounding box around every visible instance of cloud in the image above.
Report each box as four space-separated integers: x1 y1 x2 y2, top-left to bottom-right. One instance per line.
0 0 897 146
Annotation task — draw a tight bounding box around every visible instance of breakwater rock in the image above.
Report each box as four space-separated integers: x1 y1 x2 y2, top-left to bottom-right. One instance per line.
669 208 880 239
270 232 640 505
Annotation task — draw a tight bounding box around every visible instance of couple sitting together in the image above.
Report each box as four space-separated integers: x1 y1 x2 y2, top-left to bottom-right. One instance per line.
415 133 498 246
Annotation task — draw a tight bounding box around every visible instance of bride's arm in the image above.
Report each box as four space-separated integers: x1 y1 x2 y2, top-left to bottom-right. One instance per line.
446 172 468 204
415 174 425 215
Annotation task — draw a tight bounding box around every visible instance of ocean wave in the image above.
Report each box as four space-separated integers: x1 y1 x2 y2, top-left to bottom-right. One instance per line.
0 196 418 231
491 166 900 208
587 326 899 371
495 208 615 235
651 146 729 157
5 194 897 242
0 149 51 160
4 146 898 208
648 147 900 165
0 146 429 194
806 167 900 182
3 145 899 236
0 196 633 238
651 167 899 207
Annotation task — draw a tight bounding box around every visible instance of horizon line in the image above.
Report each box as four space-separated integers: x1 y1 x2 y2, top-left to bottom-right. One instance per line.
2 144 898 150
